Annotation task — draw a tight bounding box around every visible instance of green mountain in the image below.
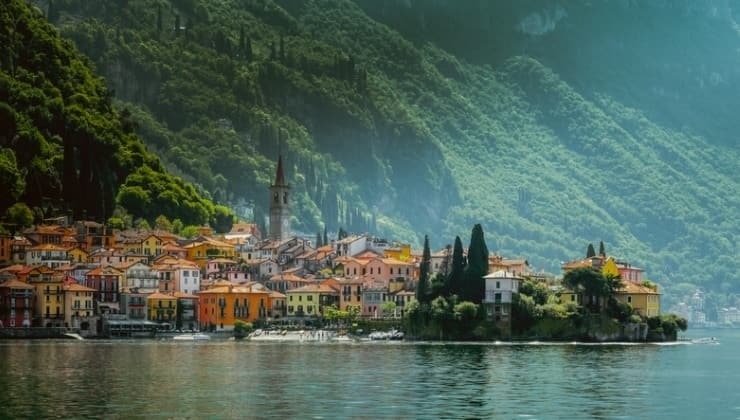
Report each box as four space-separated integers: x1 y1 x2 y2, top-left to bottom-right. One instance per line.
0 0 233 230
35 0 740 303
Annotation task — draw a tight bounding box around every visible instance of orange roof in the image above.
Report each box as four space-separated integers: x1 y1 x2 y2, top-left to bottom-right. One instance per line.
173 291 199 299
162 243 186 251
268 273 305 282
617 282 660 295
30 243 67 251
0 279 33 289
147 292 177 300
86 266 124 276
288 284 340 294
208 258 236 264
64 283 96 292
34 225 66 234
355 250 382 260
269 291 286 299
0 265 28 274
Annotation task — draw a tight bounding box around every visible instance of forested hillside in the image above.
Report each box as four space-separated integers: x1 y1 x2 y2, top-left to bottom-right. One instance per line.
35 0 739 304
0 0 234 231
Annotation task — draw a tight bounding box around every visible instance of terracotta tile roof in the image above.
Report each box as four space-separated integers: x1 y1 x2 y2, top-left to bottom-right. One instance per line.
287 284 339 294
355 250 382 260
617 282 660 295
268 273 305 282
0 265 27 274
269 291 287 299
86 266 124 276
208 258 237 264
29 243 67 251
64 283 96 292
147 292 177 300
173 291 199 299
0 278 33 289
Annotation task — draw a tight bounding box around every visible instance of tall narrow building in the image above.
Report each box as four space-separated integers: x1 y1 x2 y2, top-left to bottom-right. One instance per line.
269 155 290 241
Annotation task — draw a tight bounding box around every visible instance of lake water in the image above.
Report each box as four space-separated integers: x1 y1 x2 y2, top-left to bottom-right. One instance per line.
1 329 738 419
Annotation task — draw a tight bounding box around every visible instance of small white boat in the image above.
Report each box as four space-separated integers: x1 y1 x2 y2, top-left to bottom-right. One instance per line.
173 333 211 341
691 337 718 344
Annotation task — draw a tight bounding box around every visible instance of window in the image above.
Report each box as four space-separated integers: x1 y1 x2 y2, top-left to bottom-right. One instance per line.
627 296 632 303
299 296 302 302
307 295 313 301
496 281 500 289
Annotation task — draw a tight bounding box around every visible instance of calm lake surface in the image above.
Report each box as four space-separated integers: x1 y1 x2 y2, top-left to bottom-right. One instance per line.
1 329 739 419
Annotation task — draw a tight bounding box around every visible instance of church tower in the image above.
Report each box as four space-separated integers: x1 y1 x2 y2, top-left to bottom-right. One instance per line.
269 155 290 241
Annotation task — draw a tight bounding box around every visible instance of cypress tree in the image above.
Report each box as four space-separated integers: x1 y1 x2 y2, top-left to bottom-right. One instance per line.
599 240 605 257
174 14 180 36
447 236 466 297
315 231 322 248
463 224 488 304
417 235 431 303
279 35 285 62
156 4 162 33
323 225 328 246
586 243 596 258
245 37 253 61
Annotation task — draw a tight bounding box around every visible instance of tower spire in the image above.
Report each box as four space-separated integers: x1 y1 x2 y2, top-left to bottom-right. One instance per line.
274 154 285 186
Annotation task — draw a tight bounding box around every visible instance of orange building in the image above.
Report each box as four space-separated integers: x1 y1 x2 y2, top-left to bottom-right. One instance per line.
198 282 271 331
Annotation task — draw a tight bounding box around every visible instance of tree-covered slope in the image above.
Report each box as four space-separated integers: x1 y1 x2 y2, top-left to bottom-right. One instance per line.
42 0 739 303
0 0 232 229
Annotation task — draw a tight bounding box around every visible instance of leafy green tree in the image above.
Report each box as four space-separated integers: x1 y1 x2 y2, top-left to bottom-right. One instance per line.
520 277 549 305
586 243 596 258
155 215 172 231
172 219 184 234
0 148 25 206
234 320 253 339
135 218 151 230
454 301 479 323
381 301 397 318
181 225 199 239
562 268 622 312
107 217 126 230
4 202 33 234
338 227 347 240
463 224 488 304
210 205 234 233
416 235 431 303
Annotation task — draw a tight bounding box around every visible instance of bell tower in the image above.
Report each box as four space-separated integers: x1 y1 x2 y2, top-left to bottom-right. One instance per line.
269 154 290 241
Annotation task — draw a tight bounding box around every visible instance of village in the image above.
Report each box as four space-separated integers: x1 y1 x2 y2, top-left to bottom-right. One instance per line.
0 157 662 339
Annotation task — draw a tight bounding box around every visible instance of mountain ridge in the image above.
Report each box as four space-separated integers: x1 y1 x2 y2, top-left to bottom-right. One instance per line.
36 0 739 306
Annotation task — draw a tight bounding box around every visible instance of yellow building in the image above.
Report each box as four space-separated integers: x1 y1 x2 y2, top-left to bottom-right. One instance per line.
184 237 236 269
147 292 177 324
27 267 65 327
121 234 163 258
63 282 95 329
67 247 89 264
286 284 339 317
615 282 660 317
384 244 411 262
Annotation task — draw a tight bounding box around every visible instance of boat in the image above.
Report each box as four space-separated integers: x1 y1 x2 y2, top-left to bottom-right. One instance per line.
690 337 718 344
173 333 211 341
368 329 404 340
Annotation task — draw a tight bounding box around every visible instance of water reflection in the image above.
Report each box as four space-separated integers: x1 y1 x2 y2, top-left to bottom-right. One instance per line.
1 335 739 418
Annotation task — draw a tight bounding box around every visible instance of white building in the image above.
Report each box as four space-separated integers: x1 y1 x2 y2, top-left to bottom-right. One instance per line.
483 270 522 332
